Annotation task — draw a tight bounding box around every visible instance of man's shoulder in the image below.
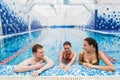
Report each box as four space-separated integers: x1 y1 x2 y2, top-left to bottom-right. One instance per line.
43 55 51 60
23 57 33 63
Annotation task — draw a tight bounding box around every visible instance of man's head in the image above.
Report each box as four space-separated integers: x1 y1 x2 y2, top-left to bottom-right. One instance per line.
32 44 44 59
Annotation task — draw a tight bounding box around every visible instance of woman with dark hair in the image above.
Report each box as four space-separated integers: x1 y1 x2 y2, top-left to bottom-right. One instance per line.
59 41 76 71
79 37 115 71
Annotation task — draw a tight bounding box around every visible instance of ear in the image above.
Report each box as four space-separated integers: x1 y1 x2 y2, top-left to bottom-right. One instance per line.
90 44 94 48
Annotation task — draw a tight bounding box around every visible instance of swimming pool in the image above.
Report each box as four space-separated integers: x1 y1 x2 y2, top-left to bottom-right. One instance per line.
0 28 120 76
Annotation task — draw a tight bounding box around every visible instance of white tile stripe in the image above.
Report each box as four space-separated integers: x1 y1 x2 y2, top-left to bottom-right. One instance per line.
0 76 120 80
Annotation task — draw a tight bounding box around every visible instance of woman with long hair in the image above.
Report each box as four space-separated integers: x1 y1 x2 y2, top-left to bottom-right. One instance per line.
79 37 115 71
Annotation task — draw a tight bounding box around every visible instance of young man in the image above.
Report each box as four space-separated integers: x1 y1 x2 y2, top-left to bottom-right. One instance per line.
13 44 54 76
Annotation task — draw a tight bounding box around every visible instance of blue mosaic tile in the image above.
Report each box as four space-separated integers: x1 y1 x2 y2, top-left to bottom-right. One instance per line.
0 1 29 35
0 65 119 76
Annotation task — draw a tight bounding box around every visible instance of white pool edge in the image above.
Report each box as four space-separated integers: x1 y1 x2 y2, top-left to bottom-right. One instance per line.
0 76 120 80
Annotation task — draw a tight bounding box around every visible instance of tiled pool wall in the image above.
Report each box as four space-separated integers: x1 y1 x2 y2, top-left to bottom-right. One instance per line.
0 65 120 76
0 0 120 36
0 0 42 35
94 5 120 31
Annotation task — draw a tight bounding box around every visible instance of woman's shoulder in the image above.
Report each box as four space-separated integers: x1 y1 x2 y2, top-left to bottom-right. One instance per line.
80 51 85 54
72 51 76 54
98 50 106 58
78 51 84 57
71 51 77 56
98 50 104 55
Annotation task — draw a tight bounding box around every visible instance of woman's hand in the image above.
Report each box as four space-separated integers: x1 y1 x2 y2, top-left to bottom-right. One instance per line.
63 66 70 71
83 63 93 69
59 63 65 69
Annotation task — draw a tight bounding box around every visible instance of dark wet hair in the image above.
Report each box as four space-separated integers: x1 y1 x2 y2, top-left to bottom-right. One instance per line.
63 41 71 47
32 44 43 53
84 37 99 64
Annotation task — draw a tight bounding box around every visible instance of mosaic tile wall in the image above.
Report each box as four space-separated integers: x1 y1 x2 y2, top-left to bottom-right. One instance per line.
94 5 120 31
0 0 27 35
0 0 42 35
0 0 120 35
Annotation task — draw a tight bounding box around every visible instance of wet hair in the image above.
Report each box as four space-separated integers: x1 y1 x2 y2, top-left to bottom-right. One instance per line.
84 37 99 64
63 41 71 47
32 44 43 53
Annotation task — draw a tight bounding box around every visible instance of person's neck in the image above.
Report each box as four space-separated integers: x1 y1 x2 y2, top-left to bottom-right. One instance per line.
33 57 41 62
66 51 71 54
87 50 95 54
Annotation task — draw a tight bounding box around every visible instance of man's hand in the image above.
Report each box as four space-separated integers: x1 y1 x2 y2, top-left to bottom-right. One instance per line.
32 70 42 77
34 62 44 70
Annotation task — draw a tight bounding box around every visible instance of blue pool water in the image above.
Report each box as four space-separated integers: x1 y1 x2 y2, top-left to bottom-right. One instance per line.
0 28 120 76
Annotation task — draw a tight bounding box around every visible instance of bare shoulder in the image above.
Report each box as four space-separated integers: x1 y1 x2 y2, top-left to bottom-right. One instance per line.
60 51 65 56
20 57 33 64
98 50 104 55
71 51 76 57
80 51 84 55
44 55 51 60
72 51 76 54
44 55 54 63
16 57 33 66
61 51 64 54
98 50 106 58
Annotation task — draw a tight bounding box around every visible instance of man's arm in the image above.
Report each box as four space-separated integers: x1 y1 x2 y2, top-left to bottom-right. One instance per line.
39 55 54 71
13 58 42 72
32 55 54 76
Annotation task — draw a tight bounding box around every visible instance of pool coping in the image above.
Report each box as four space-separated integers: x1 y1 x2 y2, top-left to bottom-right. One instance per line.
0 76 120 80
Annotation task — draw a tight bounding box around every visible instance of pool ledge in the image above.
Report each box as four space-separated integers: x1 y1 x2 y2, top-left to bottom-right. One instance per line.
0 76 120 80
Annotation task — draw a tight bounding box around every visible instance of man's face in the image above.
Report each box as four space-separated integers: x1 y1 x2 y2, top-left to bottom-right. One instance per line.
34 48 44 59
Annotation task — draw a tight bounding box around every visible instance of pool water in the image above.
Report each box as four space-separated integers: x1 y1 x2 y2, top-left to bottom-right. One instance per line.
0 28 120 76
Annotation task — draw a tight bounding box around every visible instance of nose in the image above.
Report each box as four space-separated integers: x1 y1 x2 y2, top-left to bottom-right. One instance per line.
65 48 69 51
41 53 44 57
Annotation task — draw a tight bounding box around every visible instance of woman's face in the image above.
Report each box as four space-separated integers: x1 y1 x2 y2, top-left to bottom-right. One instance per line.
64 45 71 53
83 40 93 51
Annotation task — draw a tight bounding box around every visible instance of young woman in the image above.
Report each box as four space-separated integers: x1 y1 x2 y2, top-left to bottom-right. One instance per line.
79 37 115 71
59 41 76 71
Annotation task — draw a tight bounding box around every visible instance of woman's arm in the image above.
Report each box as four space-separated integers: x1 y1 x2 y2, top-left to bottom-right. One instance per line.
59 51 64 64
92 51 115 71
59 51 65 69
67 53 76 66
64 52 76 70
78 51 84 65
